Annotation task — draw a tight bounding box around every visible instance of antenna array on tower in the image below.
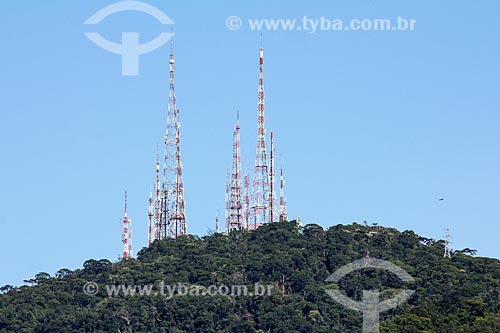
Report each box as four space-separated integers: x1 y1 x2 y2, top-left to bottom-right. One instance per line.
149 40 187 242
279 155 288 222
269 131 278 222
226 112 244 231
139 39 290 245
223 44 288 234
250 47 271 229
243 170 250 229
444 228 452 258
122 191 133 258
215 210 220 233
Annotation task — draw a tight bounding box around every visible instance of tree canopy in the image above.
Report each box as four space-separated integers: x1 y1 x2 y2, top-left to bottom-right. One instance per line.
1 222 499 332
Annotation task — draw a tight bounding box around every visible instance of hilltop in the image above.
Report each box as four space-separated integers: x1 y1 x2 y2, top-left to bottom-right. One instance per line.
1 222 500 332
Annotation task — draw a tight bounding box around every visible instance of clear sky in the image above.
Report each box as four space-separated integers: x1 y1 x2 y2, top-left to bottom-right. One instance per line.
0 0 499 287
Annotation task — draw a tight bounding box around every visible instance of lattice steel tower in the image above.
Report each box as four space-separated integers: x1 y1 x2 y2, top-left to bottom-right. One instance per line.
243 170 250 229
250 47 270 229
279 155 288 222
227 112 244 231
444 228 452 258
153 149 161 241
215 210 220 233
225 169 230 233
148 191 153 246
122 191 133 258
268 131 278 222
154 41 187 239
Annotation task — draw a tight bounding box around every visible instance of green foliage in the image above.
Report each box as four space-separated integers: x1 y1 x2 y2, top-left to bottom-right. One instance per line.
1 222 500 332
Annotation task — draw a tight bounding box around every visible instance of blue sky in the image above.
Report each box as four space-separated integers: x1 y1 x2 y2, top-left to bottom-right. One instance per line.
0 0 499 286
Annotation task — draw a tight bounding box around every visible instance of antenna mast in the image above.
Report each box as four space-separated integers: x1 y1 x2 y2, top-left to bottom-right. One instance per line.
156 37 187 240
268 131 278 222
227 111 244 231
243 169 250 229
122 191 132 258
225 169 230 234
215 210 220 233
444 228 452 258
250 45 270 229
279 155 288 222
148 191 153 246
154 148 161 240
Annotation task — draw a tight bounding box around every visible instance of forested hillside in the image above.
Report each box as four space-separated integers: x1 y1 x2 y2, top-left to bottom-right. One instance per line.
2 222 500 332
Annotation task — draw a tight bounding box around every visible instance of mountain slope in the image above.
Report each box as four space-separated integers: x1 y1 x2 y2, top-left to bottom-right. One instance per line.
1 222 500 332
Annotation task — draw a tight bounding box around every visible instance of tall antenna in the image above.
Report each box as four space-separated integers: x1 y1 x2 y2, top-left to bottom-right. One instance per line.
250 45 270 229
243 169 250 229
268 131 278 222
227 111 244 231
279 155 288 222
444 228 452 258
225 169 230 234
128 217 133 258
147 191 153 246
154 147 161 240
215 210 220 233
157 37 187 240
171 109 187 237
122 191 132 258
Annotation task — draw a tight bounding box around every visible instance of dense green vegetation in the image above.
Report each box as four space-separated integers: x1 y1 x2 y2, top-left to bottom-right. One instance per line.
2 222 500 332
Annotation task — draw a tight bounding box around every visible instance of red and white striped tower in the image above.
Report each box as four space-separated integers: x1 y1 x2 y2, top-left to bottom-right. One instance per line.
227 111 244 231
147 191 153 246
250 46 270 229
122 191 132 259
279 155 288 222
154 150 161 240
268 131 278 222
159 40 187 239
243 170 250 229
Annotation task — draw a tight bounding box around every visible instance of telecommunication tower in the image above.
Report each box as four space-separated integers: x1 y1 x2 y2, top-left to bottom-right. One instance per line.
154 149 161 240
122 191 133 258
151 40 187 240
250 46 270 229
268 131 278 222
279 155 288 222
243 170 250 229
225 169 230 233
215 210 220 233
147 191 153 246
444 228 452 258
227 112 244 231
